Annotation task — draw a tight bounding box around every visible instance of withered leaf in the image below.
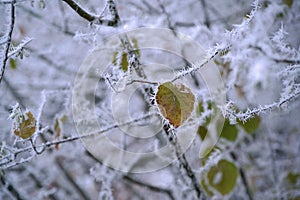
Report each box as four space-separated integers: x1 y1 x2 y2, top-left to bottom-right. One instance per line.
156 82 195 127
14 111 36 139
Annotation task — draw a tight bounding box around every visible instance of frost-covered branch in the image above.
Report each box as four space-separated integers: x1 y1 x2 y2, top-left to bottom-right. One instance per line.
223 88 300 122
171 45 230 82
0 113 156 169
0 0 16 84
250 45 300 64
163 123 204 199
61 0 119 26
0 0 26 4
119 35 146 79
7 37 32 58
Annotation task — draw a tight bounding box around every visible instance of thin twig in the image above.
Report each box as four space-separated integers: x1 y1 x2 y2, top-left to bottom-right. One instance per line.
0 113 156 169
157 0 176 33
230 152 253 200
56 156 90 200
126 79 158 86
250 45 300 64
124 175 175 200
2 77 25 108
61 0 119 26
199 0 210 28
0 0 26 4
61 0 96 21
0 0 16 83
163 124 204 199
18 5 75 36
0 174 24 200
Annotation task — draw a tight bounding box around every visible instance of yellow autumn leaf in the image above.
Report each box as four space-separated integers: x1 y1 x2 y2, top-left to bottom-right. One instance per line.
54 118 63 150
155 82 195 127
13 111 36 139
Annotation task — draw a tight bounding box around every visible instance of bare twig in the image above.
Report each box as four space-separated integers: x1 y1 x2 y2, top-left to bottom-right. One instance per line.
18 5 75 36
250 45 300 64
0 0 26 4
230 152 253 200
61 0 119 26
124 175 175 200
157 0 176 32
0 174 24 200
2 77 25 108
61 0 96 22
56 156 90 200
199 0 210 28
0 0 16 83
163 123 204 199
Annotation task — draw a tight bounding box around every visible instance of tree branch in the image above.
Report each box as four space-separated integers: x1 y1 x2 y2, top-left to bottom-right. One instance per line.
250 45 300 64
124 175 175 200
56 156 90 200
61 0 119 26
199 0 210 28
163 124 204 199
0 113 156 169
0 0 16 84
0 174 24 200
224 88 300 122
61 0 96 22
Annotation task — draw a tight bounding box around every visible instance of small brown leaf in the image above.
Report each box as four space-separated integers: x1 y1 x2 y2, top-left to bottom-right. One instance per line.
54 118 63 150
13 111 36 139
156 82 195 127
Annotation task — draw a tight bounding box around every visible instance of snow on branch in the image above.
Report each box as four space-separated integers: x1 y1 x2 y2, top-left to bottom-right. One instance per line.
7 37 32 58
0 112 156 169
171 0 261 82
222 87 300 123
272 23 300 60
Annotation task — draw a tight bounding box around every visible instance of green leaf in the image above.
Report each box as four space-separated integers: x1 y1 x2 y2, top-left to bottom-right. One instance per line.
238 115 260 134
9 58 17 70
196 101 213 125
196 101 204 116
156 82 195 127
120 53 128 72
286 172 300 185
207 159 239 195
197 126 208 140
112 51 118 66
220 118 238 141
201 178 214 197
283 0 293 7
131 37 140 57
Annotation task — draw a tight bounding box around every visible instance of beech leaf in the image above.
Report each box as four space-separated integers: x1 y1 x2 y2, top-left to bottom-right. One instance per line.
156 82 195 127
13 111 36 139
